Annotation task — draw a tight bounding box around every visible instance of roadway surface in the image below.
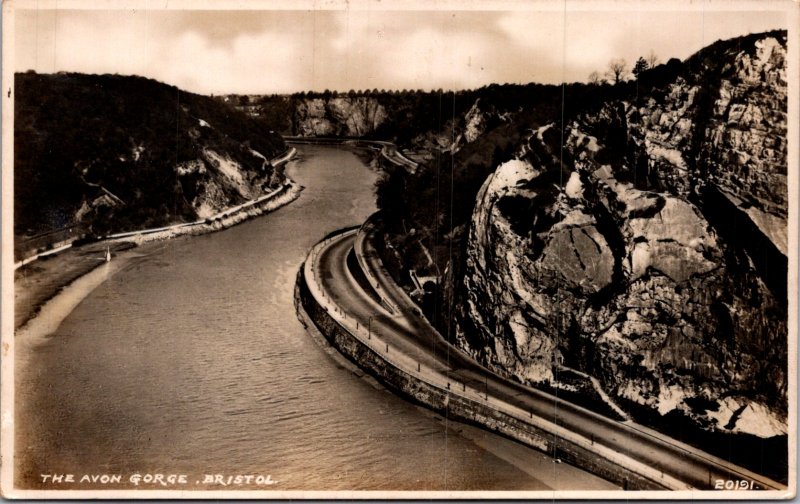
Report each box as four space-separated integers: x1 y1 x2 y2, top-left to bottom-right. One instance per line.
307 225 788 493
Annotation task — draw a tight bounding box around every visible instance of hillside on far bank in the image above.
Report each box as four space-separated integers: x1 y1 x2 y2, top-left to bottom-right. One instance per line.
15 72 288 257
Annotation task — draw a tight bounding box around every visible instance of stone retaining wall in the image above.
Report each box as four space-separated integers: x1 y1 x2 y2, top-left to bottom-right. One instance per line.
295 263 666 491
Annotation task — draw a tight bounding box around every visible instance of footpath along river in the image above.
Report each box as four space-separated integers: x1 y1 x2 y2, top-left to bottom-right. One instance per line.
14 144 615 492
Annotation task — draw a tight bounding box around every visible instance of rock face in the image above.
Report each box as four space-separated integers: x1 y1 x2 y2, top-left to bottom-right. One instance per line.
454 32 788 438
626 35 788 253
701 36 788 254
294 97 388 137
426 97 513 153
176 146 279 220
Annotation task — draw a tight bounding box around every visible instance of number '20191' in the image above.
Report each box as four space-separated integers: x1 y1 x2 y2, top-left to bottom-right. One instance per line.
715 479 755 490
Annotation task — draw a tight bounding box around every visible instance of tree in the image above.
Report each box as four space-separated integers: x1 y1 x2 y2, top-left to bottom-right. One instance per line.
646 50 660 68
632 57 649 78
588 70 604 85
606 58 628 84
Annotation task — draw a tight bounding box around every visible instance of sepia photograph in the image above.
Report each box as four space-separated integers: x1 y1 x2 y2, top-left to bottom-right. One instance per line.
1 0 798 499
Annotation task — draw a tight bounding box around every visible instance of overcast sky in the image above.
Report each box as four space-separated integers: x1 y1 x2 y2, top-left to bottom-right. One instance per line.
14 0 790 95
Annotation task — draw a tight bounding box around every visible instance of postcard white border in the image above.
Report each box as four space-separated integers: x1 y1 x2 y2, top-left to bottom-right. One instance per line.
2 0 798 499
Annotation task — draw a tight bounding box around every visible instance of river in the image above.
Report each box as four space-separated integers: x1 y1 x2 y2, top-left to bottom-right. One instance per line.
14 144 614 492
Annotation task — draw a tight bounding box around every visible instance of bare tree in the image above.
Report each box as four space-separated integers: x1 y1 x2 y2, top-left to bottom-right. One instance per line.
646 50 660 68
606 58 628 84
588 71 604 85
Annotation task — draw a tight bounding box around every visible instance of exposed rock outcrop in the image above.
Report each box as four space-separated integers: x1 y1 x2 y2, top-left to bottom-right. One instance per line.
453 32 788 439
294 97 388 137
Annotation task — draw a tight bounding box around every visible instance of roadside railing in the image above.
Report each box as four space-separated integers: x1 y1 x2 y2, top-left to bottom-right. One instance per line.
302 229 693 492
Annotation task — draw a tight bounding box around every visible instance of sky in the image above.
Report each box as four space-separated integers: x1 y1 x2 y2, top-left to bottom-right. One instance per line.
14 0 791 95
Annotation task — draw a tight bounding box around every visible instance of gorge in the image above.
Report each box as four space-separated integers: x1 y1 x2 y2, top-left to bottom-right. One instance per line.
14 28 790 488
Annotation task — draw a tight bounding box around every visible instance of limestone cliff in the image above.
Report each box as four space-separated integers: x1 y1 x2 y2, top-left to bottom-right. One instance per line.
293 96 388 137
289 92 514 157
453 32 788 439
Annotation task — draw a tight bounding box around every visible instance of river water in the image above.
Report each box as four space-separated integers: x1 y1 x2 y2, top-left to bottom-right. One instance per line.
14 145 613 492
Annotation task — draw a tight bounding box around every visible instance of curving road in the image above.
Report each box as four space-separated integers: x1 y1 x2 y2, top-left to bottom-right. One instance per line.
305 221 789 494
